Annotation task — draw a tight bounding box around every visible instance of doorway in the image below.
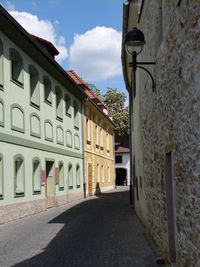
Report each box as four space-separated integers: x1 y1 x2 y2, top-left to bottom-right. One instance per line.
165 152 176 263
88 163 92 196
45 160 55 208
116 168 127 185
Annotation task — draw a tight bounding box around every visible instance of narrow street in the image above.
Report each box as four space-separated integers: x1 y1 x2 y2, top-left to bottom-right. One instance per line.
0 187 161 267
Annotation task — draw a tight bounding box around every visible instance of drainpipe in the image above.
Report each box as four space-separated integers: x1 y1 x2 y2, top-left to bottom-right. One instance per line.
129 70 135 207
81 101 86 198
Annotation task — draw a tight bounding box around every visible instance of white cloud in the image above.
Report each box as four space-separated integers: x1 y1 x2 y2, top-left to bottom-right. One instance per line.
6 0 15 11
69 26 122 81
9 11 68 64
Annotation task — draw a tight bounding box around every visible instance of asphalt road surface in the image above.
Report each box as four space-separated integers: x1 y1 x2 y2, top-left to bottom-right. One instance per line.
0 187 161 267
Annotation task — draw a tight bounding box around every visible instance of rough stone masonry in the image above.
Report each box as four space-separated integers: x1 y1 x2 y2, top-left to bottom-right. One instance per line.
137 1 200 266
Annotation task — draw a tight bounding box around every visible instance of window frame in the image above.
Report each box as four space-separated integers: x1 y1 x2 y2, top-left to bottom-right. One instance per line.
14 154 25 197
0 39 4 90
32 157 41 195
76 164 81 188
43 76 52 106
29 64 40 109
0 153 4 200
58 161 64 190
10 48 24 87
68 163 73 189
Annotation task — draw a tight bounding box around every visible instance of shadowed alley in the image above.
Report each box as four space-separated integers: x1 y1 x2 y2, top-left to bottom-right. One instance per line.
0 187 160 267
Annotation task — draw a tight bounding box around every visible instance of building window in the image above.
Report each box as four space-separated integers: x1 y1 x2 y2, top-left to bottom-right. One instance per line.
107 128 109 152
100 126 103 150
86 117 90 143
55 86 63 120
14 155 25 197
10 48 23 86
115 155 122 164
95 124 99 148
0 39 3 88
97 163 100 183
59 162 64 190
43 76 52 105
68 163 73 189
65 94 71 117
108 166 111 183
0 154 3 199
32 158 41 194
102 165 104 183
29 65 40 108
73 100 79 129
76 165 80 188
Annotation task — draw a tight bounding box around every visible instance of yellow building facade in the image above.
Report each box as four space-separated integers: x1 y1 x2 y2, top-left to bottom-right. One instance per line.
67 70 115 196
84 99 115 196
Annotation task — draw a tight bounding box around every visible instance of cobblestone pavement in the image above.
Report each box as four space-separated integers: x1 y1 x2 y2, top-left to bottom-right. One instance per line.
0 187 163 267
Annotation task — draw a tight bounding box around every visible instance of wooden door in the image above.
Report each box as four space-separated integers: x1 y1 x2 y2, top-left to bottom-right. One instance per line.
88 163 93 196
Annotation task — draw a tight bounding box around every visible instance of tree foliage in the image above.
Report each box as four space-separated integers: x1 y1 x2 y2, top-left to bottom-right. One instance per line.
103 87 129 136
86 83 103 100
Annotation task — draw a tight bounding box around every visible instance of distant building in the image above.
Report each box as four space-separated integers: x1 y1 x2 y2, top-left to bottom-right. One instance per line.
115 135 130 186
67 70 115 196
0 5 85 224
122 0 200 265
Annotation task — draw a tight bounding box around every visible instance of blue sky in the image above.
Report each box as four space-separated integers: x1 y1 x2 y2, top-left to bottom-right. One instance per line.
1 0 127 98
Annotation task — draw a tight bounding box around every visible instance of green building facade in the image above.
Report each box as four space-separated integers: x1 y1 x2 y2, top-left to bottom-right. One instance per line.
0 6 85 224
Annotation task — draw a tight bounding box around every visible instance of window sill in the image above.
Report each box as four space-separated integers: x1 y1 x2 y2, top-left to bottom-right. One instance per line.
59 186 64 191
87 140 91 145
33 190 41 195
15 191 25 197
56 116 63 123
66 113 72 118
11 78 24 88
44 100 52 106
30 102 40 110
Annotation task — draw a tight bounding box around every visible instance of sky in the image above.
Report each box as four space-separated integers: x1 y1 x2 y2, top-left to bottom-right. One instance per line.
0 0 127 99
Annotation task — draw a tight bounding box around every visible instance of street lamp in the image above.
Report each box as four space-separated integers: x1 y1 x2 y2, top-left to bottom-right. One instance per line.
124 27 156 205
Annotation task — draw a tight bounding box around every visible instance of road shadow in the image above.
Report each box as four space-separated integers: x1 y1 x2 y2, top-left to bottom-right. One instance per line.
13 189 159 267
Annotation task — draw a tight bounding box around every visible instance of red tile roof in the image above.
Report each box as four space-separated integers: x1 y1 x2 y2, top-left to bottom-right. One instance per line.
115 145 130 153
67 70 106 110
32 35 59 56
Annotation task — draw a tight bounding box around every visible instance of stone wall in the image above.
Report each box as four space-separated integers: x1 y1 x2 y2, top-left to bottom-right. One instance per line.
137 1 200 265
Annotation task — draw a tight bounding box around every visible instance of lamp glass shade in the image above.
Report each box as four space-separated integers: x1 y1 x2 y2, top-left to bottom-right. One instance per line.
125 27 145 55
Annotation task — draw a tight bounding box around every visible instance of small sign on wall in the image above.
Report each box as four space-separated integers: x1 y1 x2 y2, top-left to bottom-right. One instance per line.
41 169 46 185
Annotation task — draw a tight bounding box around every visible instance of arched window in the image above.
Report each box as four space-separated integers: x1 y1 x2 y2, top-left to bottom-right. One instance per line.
73 100 79 129
101 164 104 183
32 158 41 194
14 155 25 197
0 154 3 199
65 94 71 117
29 65 40 108
97 163 100 183
0 39 3 88
107 128 110 152
108 166 110 183
43 76 52 105
55 86 63 120
59 162 64 190
76 165 80 188
10 48 23 86
68 163 73 189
